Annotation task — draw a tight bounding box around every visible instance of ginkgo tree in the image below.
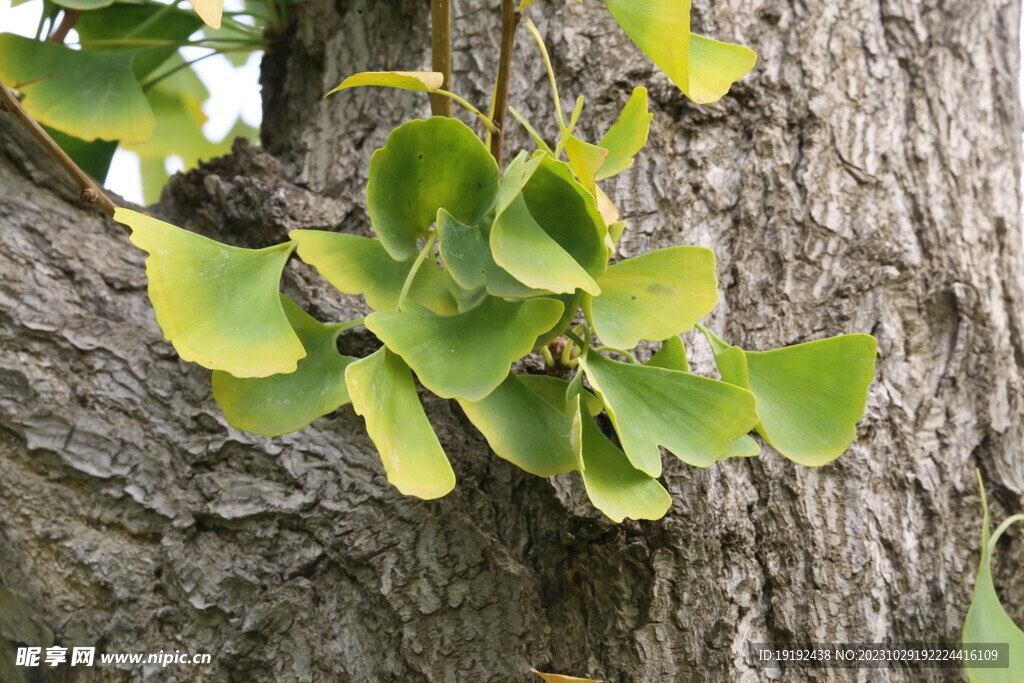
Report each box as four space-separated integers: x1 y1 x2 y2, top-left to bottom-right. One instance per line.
1 0 879 520
95 0 878 525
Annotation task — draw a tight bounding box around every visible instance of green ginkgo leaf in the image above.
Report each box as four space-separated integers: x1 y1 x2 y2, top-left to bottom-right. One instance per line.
328 71 444 95
115 208 305 378
645 335 689 372
602 0 755 104
437 209 550 299
366 117 499 260
458 374 580 477
187 0 224 29
491 194 602 296
346 348 456 499
597 87 653 180
572 404 672 522
212 297 357 436
490 156 608 296
366 296 564 401
290 230 457 315
585 246 717 350
53 0 114 10
579 350 758 476
963 475 1024 683
701 327 877 467
0 34 155 144
644 336 757 461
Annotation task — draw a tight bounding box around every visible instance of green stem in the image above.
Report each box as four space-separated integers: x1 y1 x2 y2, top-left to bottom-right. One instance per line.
523 18 565 134
564 329 586 348
141 48 251 91
990 514 1024 552
429 0 452 117
508 106 553 154
77 38 265 48
434 90 499 134
124 0 182 40
398 232 438 305
598 346 640 364
330 317 367 339
554 95 585 159
541 345 555 367
488 0 520 166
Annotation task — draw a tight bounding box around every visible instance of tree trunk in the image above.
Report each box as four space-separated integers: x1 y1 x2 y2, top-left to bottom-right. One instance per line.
2 0 1023 680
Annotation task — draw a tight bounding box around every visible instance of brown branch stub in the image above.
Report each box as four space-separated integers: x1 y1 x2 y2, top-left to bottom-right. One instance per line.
489 0 520 167
0 78 120 221
48 10 83 45
429 0 453 117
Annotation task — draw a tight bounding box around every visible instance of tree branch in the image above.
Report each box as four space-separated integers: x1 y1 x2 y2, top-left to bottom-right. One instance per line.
429 0 452 117
0 79 119 220
489 0 520 166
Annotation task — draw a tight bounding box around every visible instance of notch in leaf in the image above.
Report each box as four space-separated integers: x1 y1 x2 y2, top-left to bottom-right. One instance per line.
212 297 358 437
366 117 499 260
366 296 564 401
963 474 1024 683
115 208 305 378
579 350 758 477
585 246 718 350
700 327 877 466
346 348 456 500
602 0 757 104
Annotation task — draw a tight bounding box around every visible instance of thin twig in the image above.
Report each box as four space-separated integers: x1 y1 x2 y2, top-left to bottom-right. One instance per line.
0 78 119 220
429 0 452 117
48 10 82 45
489 0 520 166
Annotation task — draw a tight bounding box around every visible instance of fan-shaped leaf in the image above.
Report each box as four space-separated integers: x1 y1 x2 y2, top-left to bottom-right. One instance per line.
579 351 757 476
115 208 304 378
0 34 154 144
458 374 580 477
702 328 876 466
963 476 1024 683
328 71 444 95
565 134 609 195
573 404 671 522
76 4 203 80
602 1 755 103
688 34 758 105
346 348 455 499
366 296 564 401
212 298 357 436
367 117 499 260
597 87 652 180
290 230 457 315
585 246 717 350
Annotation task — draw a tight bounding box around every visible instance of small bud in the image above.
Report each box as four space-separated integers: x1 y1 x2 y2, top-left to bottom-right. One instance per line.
80 188 98 203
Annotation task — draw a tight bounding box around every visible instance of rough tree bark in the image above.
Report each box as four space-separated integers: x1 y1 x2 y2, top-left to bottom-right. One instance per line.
1 0 1023 680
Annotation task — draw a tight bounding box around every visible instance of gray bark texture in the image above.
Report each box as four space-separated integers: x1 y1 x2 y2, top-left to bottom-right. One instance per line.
2 0 1024 680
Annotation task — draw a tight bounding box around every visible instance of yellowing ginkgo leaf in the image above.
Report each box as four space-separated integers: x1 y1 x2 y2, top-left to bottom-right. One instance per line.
602 1 756 103
187 0 223 29
115 208 305 378
687 34 758 104
327 71 445 96
346 348 456 499
565 134 610 195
